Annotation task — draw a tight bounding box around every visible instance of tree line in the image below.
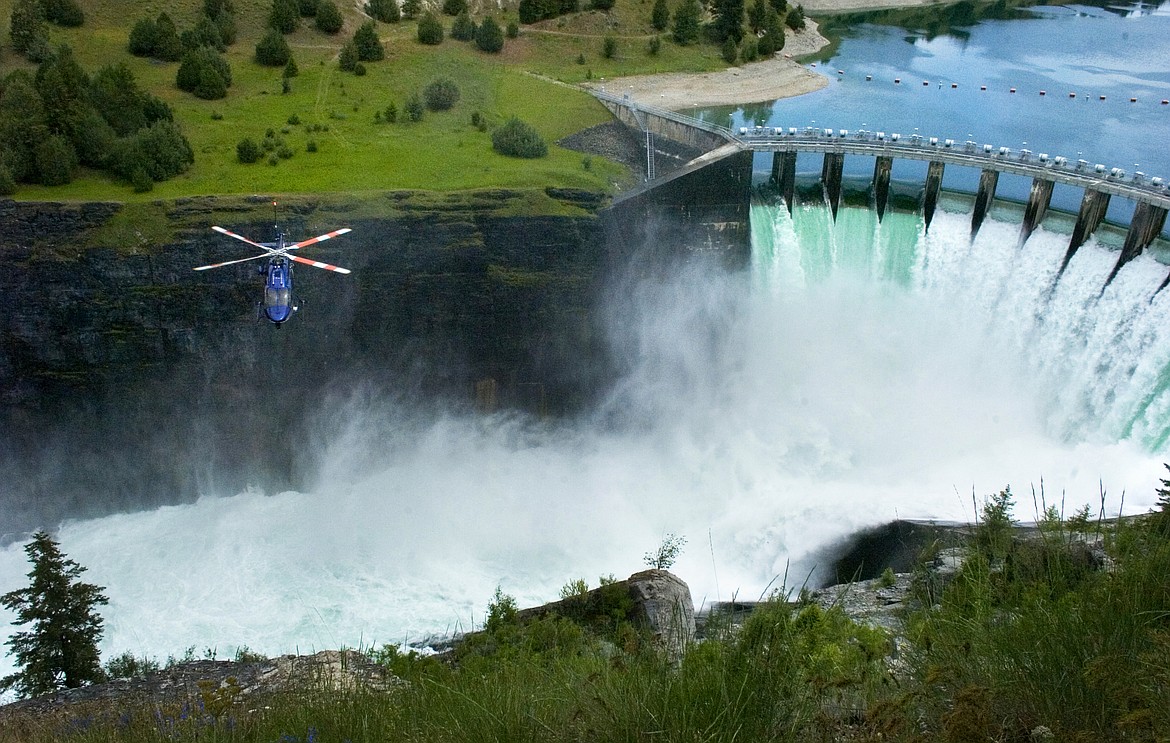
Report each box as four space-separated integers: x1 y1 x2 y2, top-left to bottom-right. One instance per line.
0 47 192 194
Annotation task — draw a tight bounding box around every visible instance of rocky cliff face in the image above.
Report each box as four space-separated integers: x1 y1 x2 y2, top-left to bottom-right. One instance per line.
0 191 613 534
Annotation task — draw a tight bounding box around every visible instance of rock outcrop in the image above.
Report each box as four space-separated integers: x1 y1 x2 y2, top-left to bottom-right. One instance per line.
516 568 696 662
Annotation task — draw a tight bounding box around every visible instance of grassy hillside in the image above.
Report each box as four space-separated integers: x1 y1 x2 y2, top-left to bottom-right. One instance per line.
0 0 736 201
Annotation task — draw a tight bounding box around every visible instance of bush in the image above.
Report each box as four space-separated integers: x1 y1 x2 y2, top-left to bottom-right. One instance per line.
176 47 232 97
442 0 468 15
315 0 343 33
0 164 15 195
255 28 292 66
475 16 504 52
152 12 184 61
491 117 547 158
602 35 617 58
417 11 443 44
353 20 385 60
402 0 422 18
127 18 159 57
404 92 424 121
297 0 318 15
269 0 300 33
9 0 47 59
506 20 519 38
785 3 805 31
43 0 84 27
672 0 702 45
384 102 397 122
104 652 160 680
237 137 261 163
647 35 661 55
423 78 460 110
721 36 738 64
651 0 669 31
450 10 475 40
338 40 358 71
109 120 194 183
283 57 299 78
367 0 400 23
35 134 76 185
186 15 226 52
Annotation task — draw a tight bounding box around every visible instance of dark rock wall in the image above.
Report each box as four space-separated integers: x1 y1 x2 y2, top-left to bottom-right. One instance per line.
0 193 614 535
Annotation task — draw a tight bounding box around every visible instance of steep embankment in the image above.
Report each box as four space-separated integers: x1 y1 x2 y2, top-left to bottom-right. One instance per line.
0 190 611 534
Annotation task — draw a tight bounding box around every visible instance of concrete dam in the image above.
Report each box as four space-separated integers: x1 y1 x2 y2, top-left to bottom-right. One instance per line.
596 91 1170 293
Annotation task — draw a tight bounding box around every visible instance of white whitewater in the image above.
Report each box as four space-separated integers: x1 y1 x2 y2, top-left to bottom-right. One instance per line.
1 203 1166 685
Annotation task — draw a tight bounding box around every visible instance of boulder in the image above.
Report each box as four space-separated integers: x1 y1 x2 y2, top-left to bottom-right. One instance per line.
517 568 695 661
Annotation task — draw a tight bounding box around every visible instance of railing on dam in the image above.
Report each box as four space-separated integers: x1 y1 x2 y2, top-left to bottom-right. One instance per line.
736 126 1170 210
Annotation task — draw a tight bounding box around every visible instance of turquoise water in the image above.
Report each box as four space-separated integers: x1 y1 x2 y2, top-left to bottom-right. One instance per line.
750 199 1170 451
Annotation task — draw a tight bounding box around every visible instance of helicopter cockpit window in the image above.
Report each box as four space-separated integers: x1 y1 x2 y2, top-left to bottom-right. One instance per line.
265 287 290 308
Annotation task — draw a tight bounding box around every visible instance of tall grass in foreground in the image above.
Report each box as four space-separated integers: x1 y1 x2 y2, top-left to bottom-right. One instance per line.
4 484 1169 742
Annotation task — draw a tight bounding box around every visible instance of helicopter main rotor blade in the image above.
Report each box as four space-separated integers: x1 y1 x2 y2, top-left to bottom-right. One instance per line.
289 255 351 274
211 225 277 251
290 228 352 250
193 253 271 271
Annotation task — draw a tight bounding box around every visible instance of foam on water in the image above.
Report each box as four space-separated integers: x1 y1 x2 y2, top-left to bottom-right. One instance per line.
2 203 1166 687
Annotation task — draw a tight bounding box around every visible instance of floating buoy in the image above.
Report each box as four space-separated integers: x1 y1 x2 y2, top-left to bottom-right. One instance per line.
1010 87 1017 93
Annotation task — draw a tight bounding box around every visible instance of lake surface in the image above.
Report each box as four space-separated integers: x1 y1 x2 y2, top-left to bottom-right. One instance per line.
699 1 1170 216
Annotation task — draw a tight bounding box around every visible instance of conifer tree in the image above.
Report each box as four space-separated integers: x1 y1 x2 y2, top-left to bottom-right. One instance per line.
671 0 701 45
651 0 670 32
1 532 109 699
475 16 504 53
315 0 343 33
353 20 386 60
9 0 51 62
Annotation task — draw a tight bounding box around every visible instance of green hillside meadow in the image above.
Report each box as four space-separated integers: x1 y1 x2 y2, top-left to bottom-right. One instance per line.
0 0 749 201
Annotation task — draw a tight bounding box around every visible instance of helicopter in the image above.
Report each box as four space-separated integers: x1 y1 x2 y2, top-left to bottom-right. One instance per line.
195 223 353 326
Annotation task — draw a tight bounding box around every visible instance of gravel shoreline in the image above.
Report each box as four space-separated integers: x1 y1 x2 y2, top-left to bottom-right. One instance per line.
580 1 946 110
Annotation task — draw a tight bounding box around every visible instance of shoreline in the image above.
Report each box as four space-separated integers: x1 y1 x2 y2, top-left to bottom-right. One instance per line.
581 20 833 110
579 0 953 110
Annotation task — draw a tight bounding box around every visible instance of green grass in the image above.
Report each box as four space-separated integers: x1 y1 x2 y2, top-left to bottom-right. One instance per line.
0 0 756 201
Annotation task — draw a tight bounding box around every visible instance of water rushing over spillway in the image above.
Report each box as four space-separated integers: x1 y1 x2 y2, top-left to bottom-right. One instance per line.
1 204 1165 688
750 200 1170 450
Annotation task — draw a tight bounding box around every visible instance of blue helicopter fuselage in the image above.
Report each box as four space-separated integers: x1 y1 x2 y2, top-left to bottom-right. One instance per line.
263 257 293 325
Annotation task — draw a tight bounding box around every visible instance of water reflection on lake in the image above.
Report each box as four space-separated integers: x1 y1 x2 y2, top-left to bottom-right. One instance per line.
695 1 1170 215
